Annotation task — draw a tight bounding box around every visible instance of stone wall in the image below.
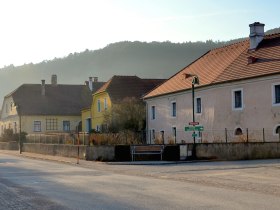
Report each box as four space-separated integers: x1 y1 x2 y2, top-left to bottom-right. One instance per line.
196 142 280 160
86 146 115 161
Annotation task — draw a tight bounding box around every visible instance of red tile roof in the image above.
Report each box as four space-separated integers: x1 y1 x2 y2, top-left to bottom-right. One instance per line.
144 33 280 99
95 75 165 103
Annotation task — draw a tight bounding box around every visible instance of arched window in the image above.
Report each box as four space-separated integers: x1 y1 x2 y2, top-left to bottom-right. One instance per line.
275 126 280 135
235 128 243 136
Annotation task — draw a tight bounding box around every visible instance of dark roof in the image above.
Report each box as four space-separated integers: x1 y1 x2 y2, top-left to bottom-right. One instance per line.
95 76 165 103
144 33 280 99
9 84 95 116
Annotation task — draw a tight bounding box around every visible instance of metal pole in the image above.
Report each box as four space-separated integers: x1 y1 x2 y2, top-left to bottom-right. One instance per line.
225 128 228 143
19 106 22 154
263 128 265 142
192 83 195 144
246 128 249 143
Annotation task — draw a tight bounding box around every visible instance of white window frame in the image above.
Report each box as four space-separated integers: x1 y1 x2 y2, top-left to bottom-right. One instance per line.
272 82 280 106
195 96 202 114
151 105 156 120
171 101 176 117
62 120 70 132
232 88 244 110
33 121 41 132
97 99 101 112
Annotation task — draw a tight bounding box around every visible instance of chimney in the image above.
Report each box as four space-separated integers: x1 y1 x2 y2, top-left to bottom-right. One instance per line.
41 80 45 96
51 74 57 86
249 22 265 50
89 77 93 91
93 77 98 82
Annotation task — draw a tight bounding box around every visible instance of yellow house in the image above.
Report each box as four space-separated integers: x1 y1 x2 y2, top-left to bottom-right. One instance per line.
90 75 165 132
0 75 104 136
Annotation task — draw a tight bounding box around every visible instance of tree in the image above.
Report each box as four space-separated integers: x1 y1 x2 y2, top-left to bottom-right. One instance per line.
103 97 146 133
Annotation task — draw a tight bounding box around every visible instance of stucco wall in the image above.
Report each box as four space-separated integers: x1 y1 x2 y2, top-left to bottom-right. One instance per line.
91 92 111 131
196 142 280 160
146 75 280 143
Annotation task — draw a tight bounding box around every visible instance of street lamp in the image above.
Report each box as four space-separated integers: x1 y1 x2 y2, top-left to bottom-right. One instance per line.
184 73 200 157
15 104 22 154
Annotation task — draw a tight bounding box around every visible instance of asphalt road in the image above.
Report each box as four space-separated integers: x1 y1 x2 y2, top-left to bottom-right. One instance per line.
1 152 280 210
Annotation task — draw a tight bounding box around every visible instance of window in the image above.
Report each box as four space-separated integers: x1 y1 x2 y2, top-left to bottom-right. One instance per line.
171 102 176 117
273 84 280 105
160 130 165 143
33 121 41 132
46 118 58 131
235 128 243 136
97 99 101 112
232 89 243 110
196 97 202 113
151 106 155 120
14 122 17 133
172 127 177 143
63 121 70 132
151 129 155 141
104 98 108 110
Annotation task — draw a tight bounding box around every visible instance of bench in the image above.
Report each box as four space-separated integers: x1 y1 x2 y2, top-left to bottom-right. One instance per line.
130 145 165 161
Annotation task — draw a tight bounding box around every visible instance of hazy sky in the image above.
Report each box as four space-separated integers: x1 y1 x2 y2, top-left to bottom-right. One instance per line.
0 0 279 68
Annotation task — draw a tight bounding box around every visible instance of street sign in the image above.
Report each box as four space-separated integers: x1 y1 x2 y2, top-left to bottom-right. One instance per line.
195 126 204 131
189 122 199 126
185 125 204 132
192 133 198 137
185 126 195 131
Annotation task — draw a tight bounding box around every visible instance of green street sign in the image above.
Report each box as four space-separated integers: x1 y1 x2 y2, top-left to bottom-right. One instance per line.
192 133 198 137
185 126 195 131
185 126 204 132
195 126 204 131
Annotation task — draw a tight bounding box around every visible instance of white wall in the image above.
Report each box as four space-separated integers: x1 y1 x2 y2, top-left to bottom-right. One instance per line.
145 75 280 143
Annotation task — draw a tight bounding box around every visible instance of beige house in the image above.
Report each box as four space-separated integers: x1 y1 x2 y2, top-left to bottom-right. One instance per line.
143 22 280 143
0 75 103 135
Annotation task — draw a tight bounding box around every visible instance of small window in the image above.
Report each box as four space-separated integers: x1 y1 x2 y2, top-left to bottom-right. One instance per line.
97 99 101 112
273 84 280 105
171 102 176 117
172 127 177 143
196 97 202 113
63 121 70 132
160 130 165 143
235 128 243 136
151 129 155 141
34 121 41 132
151 106 155 120
275 125 280 135
232 89 243 110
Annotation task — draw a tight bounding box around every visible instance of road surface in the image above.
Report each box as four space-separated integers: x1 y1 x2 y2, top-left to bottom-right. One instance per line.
1 152 280 209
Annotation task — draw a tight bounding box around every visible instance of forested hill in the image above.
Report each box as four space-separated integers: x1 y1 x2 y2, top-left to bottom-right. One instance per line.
0 27 279 105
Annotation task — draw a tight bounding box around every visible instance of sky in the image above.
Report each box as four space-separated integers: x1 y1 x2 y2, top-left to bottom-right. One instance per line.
0 0 279 68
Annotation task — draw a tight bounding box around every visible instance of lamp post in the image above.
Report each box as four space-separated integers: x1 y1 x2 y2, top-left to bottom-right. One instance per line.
16 104 22 154
184 74 199 157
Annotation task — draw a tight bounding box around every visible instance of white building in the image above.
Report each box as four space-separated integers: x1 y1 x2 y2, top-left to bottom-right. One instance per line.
143 22 280 144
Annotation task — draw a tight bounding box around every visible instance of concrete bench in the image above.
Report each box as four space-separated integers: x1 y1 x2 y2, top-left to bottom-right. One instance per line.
130 145 164 161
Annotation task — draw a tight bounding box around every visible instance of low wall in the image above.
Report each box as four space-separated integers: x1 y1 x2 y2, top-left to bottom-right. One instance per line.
22 143 87 159
196 142 280 160
86 146 115 161
0 141 18 150
22 143 115 161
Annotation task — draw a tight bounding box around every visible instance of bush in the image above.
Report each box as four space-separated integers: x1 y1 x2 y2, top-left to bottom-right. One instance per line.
0 128 27 142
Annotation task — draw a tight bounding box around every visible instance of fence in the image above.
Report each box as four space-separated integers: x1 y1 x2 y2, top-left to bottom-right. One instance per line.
25 131 146 145
150 128 280 144
24 128 280 145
